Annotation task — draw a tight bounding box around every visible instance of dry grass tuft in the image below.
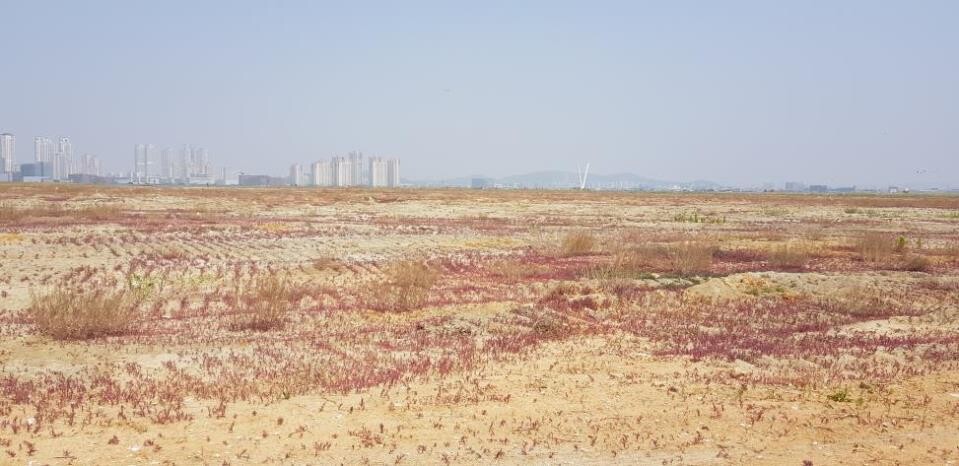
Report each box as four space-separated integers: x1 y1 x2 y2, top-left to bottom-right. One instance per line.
230 276 294 331
490 259 538 282
311 256 343 271
857 232 895 263
900 254 931 272
376 260 439 312
590 237 716 278
664 240 717 276
560 231 596 256
0 202 122 223
29 287 141 340
768 241 810 270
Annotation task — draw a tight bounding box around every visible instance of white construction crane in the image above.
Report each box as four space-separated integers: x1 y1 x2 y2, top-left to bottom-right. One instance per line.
577 163 590 190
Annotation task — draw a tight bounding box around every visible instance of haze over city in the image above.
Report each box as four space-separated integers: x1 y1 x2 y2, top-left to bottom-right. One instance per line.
2 1 958 188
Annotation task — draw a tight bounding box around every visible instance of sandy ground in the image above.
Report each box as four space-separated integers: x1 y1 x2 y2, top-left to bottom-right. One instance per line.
1 185 958 464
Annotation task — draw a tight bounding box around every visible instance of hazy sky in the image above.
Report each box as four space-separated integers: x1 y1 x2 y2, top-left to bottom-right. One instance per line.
2 1 957 187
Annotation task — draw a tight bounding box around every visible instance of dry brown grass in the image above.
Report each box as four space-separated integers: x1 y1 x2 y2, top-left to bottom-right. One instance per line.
901 254 931 272
590 237 716 278
768 241 810 269
230 276 294 331
149 245 191 261
490 259 538 282
857 231 895 262
0 202 123 223
664 240 717 276
311 256 343 271
28 287 141 340
560 231 596 256
376 260 439 311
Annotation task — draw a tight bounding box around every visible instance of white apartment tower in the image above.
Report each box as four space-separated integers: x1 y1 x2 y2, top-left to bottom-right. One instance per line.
133 144 149 182
311 160 332 186
331 156 352 187
193 147 209 176
79 154 101 176
368 157 388 187
386 158 400 187
0 133 14 173
289 163 304 186
179 145 191 180
348 151 364 185
160 147 175 180
34 137 54 163
54 137 73 180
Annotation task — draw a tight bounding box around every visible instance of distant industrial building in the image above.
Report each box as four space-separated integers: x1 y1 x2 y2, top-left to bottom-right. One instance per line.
471 177 492 189
68 173 114 184
239 174 287 186
20 161 53 177
784 181 806 192
808 185 828 193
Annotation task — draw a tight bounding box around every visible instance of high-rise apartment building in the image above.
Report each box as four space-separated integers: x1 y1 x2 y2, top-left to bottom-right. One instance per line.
34 137 54 163
133 144 148 181
348 151 364 185
369 157 388 187
78 154 101 176
54 137 73 180
386 158 400 187
160 147 175 180
192 147 209 176
0 133 14 173
331 156 352 187
291 153 400 188
178 145 191 180
289 163 304 186
311 161 332 186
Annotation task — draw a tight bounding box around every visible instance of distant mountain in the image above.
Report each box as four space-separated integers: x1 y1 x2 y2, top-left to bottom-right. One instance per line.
404 171 723 190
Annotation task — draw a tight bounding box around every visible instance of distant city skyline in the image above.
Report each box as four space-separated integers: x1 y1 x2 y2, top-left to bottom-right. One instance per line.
2 2 958 187
0 127 957 191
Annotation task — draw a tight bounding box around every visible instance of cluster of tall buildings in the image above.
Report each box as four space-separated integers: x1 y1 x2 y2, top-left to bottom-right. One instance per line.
0 132 101 182
290 151 400 187
2 131 405 188
132 144 212 184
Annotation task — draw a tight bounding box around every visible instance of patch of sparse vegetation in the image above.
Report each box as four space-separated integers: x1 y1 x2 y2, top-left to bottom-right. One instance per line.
900 254 931 272
856 232 895 263
768 241 810 270
672 210 725 224
29 286 142 340
375 260 439 312
827 389 852 403
229 276 294 331
665 240 717 276
560 231 596 256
